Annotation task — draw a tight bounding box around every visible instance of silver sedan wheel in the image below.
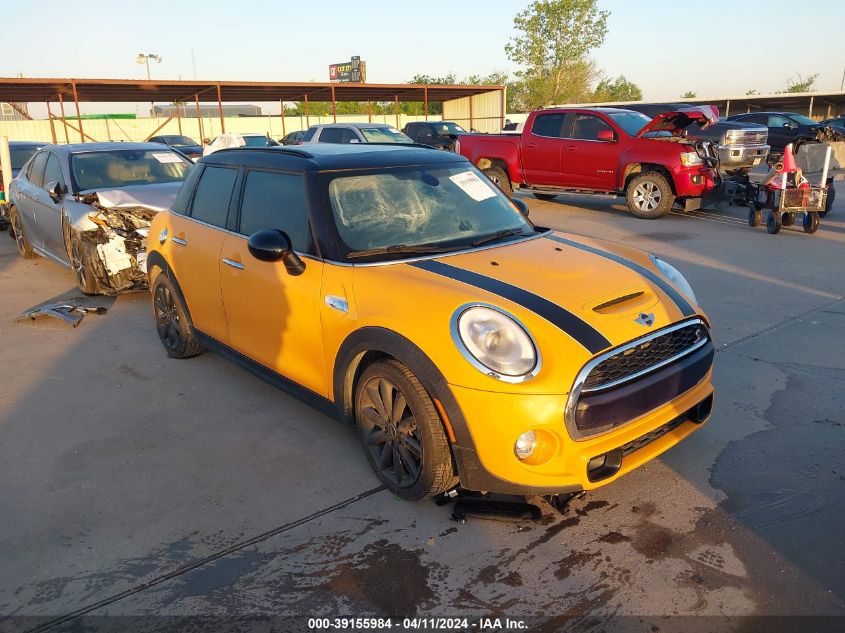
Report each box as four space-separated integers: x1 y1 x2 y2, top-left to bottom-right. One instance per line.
11 211 26 255
632 181 662 212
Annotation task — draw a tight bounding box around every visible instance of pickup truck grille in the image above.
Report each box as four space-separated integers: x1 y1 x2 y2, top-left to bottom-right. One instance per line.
731 130 768 145
582 321 709 391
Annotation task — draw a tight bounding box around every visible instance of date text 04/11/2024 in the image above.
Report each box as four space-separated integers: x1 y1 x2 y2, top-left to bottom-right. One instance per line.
307 617 528 630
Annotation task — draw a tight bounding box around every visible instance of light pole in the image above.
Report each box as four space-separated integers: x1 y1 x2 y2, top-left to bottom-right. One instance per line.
136 53 162 117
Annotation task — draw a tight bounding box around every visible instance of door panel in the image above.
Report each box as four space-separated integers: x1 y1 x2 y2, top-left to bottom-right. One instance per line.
560 114 619 190
167 215 229 343
34 153 68 259
219 234 327 396
18 151 48 246
522 113 567 186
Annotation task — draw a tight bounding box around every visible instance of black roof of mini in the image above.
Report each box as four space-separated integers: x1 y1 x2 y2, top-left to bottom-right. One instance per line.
200 143 469 171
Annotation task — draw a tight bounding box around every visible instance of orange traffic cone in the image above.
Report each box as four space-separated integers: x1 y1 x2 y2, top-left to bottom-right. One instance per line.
781 143 798 173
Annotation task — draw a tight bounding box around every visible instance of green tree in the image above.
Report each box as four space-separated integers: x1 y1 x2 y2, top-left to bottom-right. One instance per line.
593 75 643 102
783 73 818 93
745 89 759 95
681 90 697 98
504 0 610 110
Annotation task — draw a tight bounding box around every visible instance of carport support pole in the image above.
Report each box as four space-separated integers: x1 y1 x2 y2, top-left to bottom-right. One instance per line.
368 102 372 123
216 84 225 133
46 102 58 145
394 95 399 129
331 84 337 123
725 100 731 117
424 87 428 121
808 95 814 118
469 94 474 131
71 81 84 143
58 93 70 144
175 101 183 135
194 95 204 143
280 100 285 136
304 95 310 127
500 88 506 129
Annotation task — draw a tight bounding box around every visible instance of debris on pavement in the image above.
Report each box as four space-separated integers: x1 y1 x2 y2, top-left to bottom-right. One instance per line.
16 303 108 328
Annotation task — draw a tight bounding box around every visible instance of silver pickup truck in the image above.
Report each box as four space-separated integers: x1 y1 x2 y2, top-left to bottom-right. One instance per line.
625 103 769 174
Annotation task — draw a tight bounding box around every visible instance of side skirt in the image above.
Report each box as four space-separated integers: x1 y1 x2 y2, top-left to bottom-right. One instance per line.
193 329 345 423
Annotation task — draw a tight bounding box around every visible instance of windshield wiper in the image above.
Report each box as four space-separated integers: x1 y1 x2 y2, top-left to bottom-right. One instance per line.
471 228 528 247
345 244 458 260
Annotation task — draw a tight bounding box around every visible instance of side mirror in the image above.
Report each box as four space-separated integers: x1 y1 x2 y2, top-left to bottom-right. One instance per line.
783 122 796 129
596 129 615 142
45 180 64 202
247 229 306 276
511 197 530 217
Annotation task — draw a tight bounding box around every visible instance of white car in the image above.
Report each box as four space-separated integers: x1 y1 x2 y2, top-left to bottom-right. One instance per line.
301 123 413 145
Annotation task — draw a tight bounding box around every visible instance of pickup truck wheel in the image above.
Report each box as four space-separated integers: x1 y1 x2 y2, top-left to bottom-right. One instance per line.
482 166 513 197
533 193 558 201
626 172 673 219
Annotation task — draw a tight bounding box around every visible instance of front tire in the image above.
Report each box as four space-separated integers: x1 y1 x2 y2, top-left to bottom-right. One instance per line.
67 231 102 295
151 273 205 359
9 206 35 259
482 166 513 197
355 359 458 500
626 172 673 219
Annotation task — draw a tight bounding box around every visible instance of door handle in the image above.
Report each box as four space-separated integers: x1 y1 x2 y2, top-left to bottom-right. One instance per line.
222 257 244 270
525 143 538 148
565 146 577 151
171 236 188 246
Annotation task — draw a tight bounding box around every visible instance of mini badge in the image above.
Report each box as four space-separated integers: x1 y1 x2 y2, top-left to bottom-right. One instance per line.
635 312 656 327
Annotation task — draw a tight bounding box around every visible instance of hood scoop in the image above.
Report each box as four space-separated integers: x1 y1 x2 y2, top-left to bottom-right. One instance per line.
586 287 657 317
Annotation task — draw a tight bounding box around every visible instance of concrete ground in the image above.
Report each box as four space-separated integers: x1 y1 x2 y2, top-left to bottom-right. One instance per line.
0 185 843 632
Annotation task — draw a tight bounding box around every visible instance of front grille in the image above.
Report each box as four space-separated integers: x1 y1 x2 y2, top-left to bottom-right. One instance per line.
731 131 768 145
620 415 686 457
582 322 709 391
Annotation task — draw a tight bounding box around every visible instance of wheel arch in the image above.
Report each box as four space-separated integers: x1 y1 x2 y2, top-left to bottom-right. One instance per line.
622 162 677 195
146 250 196 329
476 157 511 180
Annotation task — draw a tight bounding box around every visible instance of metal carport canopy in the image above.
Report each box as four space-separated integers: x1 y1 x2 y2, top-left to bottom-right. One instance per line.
0 77 502 104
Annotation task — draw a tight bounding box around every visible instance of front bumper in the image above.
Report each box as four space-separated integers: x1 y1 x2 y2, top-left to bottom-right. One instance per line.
448 369 713 495
717 144 770 170
673 166 718 198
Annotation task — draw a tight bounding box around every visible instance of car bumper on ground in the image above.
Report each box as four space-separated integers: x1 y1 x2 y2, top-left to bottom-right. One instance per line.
447 370 714 495
718 144 770 171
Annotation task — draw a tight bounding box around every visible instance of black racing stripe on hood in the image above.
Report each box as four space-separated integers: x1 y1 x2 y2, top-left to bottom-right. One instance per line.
409 259 611 354
545 234 696 317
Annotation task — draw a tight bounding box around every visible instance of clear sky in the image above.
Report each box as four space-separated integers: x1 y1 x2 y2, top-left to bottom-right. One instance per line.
2 0 843 115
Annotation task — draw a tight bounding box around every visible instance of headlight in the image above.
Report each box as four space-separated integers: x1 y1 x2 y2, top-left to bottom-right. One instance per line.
452 304 539 381
724 130 739 146
650 255 698 305
680 151 703 167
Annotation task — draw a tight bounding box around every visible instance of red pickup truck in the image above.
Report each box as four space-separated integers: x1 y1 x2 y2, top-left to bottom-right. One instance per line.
457 106 720 219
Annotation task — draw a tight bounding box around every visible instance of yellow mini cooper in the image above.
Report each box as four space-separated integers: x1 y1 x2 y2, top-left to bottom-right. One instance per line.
147 144 714 500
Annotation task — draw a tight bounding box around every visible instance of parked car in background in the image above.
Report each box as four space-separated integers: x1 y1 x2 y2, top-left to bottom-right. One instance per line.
148 134 203 159
146 143 713 500
301 123 413 145
725 111 822 154
203 133 280 156
458 106 720 218
623 103 769 174
280 130 306 145
8 142 192 294
1 141 49 228
402 121 466 150
819 116 845 133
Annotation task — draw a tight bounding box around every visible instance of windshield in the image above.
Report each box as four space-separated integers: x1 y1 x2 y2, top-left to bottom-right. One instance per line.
326 164 533 260
70 149 191 191
10 146 40 170
607 111 652 135
360 127 413 144
432 122 466 135
243 135 277 147
789 114 817 126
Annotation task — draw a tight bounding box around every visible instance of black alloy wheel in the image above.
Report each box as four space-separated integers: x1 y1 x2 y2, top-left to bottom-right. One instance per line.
358 375 423 489
153 282 182 352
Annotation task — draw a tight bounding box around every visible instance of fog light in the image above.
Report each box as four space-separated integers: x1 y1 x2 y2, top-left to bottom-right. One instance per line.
587 454 607 471
514 431 537 460
691 174 703 184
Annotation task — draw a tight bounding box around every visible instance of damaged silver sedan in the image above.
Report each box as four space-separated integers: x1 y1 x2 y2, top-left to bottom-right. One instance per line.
7 142 191 294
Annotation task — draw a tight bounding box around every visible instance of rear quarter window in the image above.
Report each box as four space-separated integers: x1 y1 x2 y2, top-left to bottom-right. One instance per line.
189 165 238 227
171 164 201 215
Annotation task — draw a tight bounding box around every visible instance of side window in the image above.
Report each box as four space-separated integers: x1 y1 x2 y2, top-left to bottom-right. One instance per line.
405 124 418 140
571 114 613 141
27 151 48 187
171 164 202 215
341 128 360 143
420 125 435 139
41 153 65 190
301 127 317 142
531 113 566 138
318 128 345 143
743 114 766 125
238 170 313 254
767 115 789 128
189 166 238 227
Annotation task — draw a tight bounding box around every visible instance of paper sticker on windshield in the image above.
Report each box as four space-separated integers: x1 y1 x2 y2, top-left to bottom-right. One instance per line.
449 171 496 202
152 152 183 164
